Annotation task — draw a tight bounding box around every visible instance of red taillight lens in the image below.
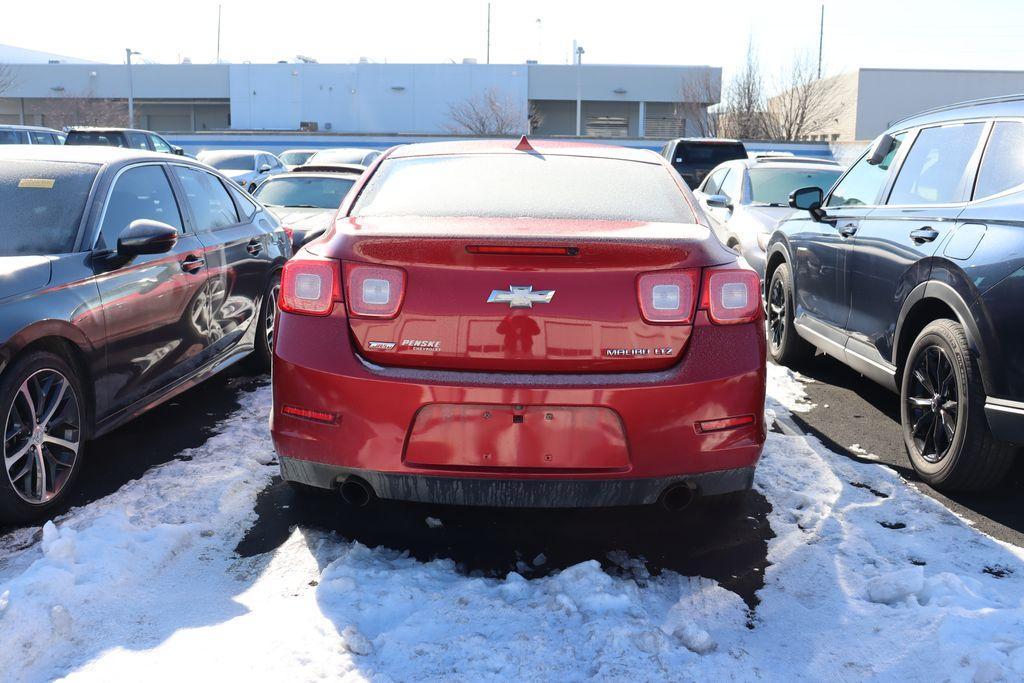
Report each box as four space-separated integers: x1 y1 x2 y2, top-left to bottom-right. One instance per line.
344 262 406 319
279 256 341 316
637 269 700 324
701 268 761 325
281 225 295 244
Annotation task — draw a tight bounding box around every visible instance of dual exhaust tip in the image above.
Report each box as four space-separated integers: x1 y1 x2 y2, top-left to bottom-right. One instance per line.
337 476 696 512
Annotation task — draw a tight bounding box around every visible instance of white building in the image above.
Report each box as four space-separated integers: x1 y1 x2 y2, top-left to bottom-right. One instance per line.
0 48 720 138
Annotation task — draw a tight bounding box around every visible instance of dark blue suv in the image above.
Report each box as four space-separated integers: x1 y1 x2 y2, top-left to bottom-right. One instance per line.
766 95 1024 491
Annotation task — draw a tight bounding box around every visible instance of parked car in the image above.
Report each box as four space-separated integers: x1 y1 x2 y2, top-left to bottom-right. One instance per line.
252 168 361 251
272 138 766 510
304 147 381 167
767 94 1024 491
0 145 288 522
65 127 183 155
660 138 748 188
694 155 842 278
197 149 285 192
0 124 65 145
279 149 319 171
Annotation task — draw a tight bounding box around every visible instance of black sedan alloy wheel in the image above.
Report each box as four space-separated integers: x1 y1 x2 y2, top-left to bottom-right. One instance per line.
4 369 82 504
767 276 787 352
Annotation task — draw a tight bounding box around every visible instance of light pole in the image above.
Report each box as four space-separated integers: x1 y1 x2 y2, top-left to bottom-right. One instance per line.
126 48 141 128
574 42 584 137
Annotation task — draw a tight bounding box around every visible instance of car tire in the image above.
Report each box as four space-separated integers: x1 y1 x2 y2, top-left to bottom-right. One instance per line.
900 319 1015 491
766 263 813 366
248 271 281 372
0 351 87 524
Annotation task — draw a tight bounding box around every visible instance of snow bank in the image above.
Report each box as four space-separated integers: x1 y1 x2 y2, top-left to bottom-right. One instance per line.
1 367 1023 682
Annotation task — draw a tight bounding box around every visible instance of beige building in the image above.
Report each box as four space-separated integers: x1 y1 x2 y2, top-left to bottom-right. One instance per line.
795 68 1024 143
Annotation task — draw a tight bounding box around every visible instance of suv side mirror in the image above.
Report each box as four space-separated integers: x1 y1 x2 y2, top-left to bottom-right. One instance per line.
117 219 179 257
789 186 825 222
171 145 185 156
867 133 895 166
259 164 272 173
706 194 732 210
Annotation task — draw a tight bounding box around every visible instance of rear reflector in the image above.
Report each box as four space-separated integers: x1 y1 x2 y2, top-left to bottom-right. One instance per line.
637 269 700 324
695 415 755 433
282 404 338 424
467 245 579 256
280 256 341 316
344 262 406 318
701 268 762 325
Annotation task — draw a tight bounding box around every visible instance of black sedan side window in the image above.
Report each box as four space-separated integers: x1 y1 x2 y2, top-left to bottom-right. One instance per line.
98 166 183 250
172 166 239 231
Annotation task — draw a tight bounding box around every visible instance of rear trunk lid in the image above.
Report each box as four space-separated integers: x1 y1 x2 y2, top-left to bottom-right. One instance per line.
316 216 735 373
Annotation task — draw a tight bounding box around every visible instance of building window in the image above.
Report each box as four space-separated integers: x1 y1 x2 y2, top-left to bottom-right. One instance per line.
585 115 629 137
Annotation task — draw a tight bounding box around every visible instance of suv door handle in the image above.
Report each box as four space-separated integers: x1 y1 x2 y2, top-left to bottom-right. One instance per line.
181 254 206 274
910 227 939 244
246 238 263 255
838 223 858 238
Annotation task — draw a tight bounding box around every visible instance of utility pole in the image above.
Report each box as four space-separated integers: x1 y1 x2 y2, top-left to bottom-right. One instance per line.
486 3 491 64
574 41 584 137
216 4 222 63
817 4 824 79
126 48 141 128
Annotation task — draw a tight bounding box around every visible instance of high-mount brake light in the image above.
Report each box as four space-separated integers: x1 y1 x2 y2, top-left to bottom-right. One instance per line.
344 262 406 319
700 268 762 325
279 256 341 316
636 269 700 324
467 245 578 256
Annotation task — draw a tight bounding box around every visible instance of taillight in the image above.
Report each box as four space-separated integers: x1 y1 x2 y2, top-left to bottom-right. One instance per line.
344 262 406 318
637 269 700 324
281 225 295 244
700 267 761 325
279 255 341 316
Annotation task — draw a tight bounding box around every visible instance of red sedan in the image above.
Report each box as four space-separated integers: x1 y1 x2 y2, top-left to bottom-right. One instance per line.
271 138 766 510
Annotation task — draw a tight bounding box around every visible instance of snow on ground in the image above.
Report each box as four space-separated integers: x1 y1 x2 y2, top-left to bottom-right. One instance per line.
1 368 1024 681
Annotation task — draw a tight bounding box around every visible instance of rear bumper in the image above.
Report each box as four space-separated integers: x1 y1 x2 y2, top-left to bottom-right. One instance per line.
271 306 766 508
280 456 754 507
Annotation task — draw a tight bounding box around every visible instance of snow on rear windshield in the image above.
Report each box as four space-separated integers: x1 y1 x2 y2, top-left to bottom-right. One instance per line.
352 154 695 223
0 160 98 255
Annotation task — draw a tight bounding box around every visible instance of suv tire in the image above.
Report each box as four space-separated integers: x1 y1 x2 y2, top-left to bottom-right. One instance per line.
900 320 1014 490
766 263 813 366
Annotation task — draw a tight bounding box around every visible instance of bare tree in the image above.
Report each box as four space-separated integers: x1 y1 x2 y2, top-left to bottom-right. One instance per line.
677 71 721 137
762 52 845 141
716 39 770 140
37 92 129 130
446 88 526 136
0 64 16 96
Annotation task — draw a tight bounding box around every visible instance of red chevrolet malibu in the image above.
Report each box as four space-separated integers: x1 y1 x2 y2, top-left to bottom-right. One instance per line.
271 138 766 510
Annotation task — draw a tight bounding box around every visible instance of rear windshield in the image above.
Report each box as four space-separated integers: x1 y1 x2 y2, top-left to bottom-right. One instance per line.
280 151 316 166
674 143 747 167
66 132 125 147
202 152 255 171
254 176 356 210
310 149 368 165
352 154 695 223
748 168 843 206
0 160 98 255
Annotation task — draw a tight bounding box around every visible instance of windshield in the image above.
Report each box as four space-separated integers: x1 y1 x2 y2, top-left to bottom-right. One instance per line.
280 151 316 166
0 160 98 255
352 154 696 223
676 143 746 167
254 176 356 210
748 168 843 206
201 152 255 171
309 149 369 165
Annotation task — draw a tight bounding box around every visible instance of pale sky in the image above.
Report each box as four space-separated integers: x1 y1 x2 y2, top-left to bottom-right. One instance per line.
4 0 1024 86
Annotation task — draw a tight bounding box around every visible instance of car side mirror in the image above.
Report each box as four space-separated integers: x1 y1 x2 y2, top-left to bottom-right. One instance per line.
866 133 894 166
117 219 179 257
171 145 185 156
789 186 825 222
259 164 272 173
706 194 732 210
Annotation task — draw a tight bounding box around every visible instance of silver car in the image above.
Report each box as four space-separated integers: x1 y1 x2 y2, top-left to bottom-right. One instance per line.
0 124 65 145
196 149 285 192
694 155 843 278
303 147 381 167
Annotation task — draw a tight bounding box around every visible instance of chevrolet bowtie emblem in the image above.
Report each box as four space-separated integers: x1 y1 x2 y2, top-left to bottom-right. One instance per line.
487 285 555 308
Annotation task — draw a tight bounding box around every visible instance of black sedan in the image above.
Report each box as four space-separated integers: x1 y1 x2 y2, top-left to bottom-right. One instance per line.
0 146 289 522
